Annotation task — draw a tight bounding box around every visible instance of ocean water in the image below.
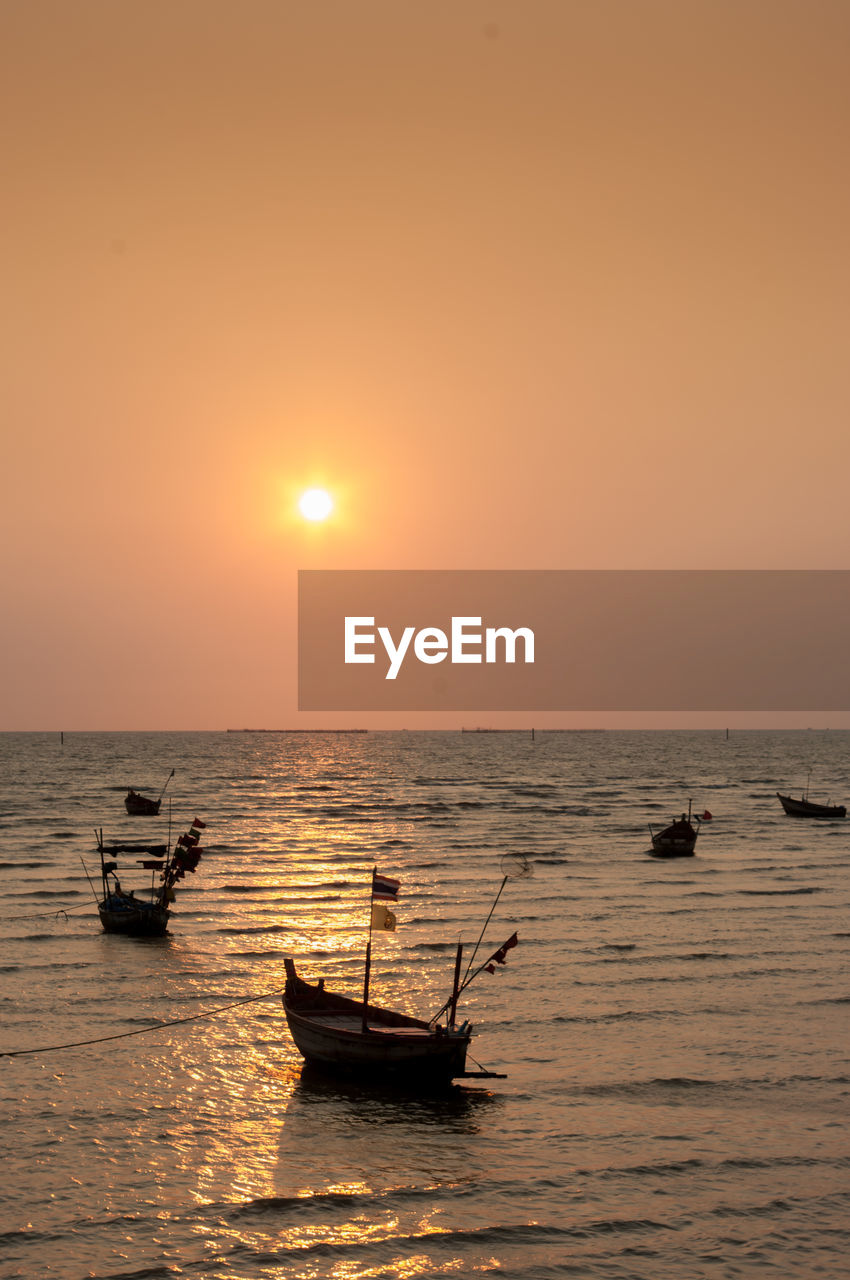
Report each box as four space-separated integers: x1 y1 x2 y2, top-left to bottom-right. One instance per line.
1 728 848 1280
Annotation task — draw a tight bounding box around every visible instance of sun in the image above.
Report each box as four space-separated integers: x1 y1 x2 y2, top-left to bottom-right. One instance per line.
298 488 334 522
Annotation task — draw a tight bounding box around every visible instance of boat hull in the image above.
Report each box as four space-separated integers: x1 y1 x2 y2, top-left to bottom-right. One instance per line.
777 792 846 819
282 959 471 1082
649 841 697 858
649 820 698 857
124 794 161 816
98 896 170 936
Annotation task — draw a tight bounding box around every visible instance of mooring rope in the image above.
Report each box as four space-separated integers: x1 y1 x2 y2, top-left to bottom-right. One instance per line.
0 987 285 1058
7 901 94 920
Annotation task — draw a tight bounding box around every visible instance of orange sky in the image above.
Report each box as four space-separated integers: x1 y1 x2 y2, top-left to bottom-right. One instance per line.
3 1 850 729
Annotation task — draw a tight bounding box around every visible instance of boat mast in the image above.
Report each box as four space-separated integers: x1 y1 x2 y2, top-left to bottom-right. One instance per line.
448 942 464 1028
97 828 108 898
361 868 376 1032
431 871 510 1026
158 768 175 805
460 873 509 989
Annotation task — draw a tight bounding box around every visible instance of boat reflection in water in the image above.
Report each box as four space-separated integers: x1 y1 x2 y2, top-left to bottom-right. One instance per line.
293 1060 501 1120
265 1059 503 1264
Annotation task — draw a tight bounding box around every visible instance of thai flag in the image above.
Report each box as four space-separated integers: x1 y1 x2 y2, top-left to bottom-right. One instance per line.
372 870 400 901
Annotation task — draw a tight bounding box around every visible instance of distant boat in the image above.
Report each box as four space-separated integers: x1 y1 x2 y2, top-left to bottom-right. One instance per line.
93 817 207 936
124 769 174 816
649 816 698 857
124 790 161 816
777 792 846 819
647 800 710 858
282 867 519 1084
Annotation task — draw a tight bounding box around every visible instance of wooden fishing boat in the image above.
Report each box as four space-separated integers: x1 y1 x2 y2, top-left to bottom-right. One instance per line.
93 817 207 937
777 792 846 819
647 800 708 858
99 882 171 936
649 816 698 857
124 769 174 816
124 790 161 816
283 958 476 1081
282 866 520 1084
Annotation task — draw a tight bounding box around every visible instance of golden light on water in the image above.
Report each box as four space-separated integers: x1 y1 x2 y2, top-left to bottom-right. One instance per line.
298 488 334 521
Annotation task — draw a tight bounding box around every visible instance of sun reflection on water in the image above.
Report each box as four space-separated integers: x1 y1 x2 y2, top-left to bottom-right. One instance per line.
189 1062 502 1275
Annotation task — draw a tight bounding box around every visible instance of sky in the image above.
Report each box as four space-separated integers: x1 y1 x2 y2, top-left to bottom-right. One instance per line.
3 1 850 730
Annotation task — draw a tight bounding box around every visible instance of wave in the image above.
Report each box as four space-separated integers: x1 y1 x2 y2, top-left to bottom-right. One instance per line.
96 1265 180 1279
738 886 822 896
410 940 460 952
232 949 292 959
554 1009 666 1025
581 1151 850 1181
7 889 83 899
216 1207 671 1249
217 924 288 935
573 1072 850 1099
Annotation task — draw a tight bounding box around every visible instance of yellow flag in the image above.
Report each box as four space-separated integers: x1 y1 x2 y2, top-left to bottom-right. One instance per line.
371 902 397 931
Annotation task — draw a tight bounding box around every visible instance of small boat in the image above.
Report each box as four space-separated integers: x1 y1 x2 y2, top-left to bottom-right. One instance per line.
649 816 698 857
124 769 174 816
282 867 518 1084
283 958 476 1082
93 817 207 937
647 800 708 857
99 866 171 935
124 790 161 816
777 792 846 819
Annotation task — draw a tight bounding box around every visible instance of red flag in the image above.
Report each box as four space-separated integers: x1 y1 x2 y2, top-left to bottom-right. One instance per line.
483 932 519 973
174 849 202 872
191 818 207 829
701 810 713 822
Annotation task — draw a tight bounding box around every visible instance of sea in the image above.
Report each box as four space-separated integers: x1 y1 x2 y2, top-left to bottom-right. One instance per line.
1 729 848 1280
